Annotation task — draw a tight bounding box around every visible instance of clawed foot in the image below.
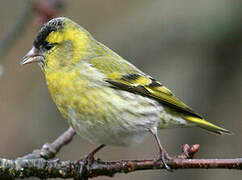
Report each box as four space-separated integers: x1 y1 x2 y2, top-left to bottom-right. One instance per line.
78 144 105 176
155 144 200 171
78 152 95 175
156 150 173 171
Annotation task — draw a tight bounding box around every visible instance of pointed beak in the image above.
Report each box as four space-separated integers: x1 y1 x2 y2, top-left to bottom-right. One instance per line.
21 47 44 65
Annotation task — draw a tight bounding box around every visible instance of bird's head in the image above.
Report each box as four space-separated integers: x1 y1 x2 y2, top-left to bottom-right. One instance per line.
22 17 95 70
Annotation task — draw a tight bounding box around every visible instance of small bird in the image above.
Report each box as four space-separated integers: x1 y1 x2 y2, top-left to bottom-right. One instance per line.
22 17 231 169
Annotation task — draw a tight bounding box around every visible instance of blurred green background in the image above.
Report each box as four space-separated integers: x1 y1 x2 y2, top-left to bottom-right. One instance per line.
0 0 241 180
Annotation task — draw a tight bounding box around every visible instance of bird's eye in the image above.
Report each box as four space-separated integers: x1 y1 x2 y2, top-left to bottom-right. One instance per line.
45 43 54 50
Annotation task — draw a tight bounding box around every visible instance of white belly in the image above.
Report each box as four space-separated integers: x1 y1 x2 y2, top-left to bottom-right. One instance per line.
67 90 163 146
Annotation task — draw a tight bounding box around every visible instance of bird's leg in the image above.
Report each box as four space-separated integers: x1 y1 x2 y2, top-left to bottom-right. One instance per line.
150 128 172 171
79 144 105 175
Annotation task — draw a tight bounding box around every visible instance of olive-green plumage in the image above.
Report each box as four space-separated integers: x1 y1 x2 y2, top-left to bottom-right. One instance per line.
22 17 231 162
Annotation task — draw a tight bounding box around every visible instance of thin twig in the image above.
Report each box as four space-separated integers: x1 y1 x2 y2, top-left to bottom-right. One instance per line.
18 126 75 160
40 126 76 159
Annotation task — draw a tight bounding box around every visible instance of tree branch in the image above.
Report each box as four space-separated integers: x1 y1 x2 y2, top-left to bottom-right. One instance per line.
17 126 75 161
0 154 241 179
0 127 241 179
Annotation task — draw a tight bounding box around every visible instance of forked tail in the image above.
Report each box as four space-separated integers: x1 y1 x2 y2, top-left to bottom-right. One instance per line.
185 116 232 135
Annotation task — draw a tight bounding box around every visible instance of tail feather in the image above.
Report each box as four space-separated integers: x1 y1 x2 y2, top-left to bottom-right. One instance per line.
185 116 232 135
